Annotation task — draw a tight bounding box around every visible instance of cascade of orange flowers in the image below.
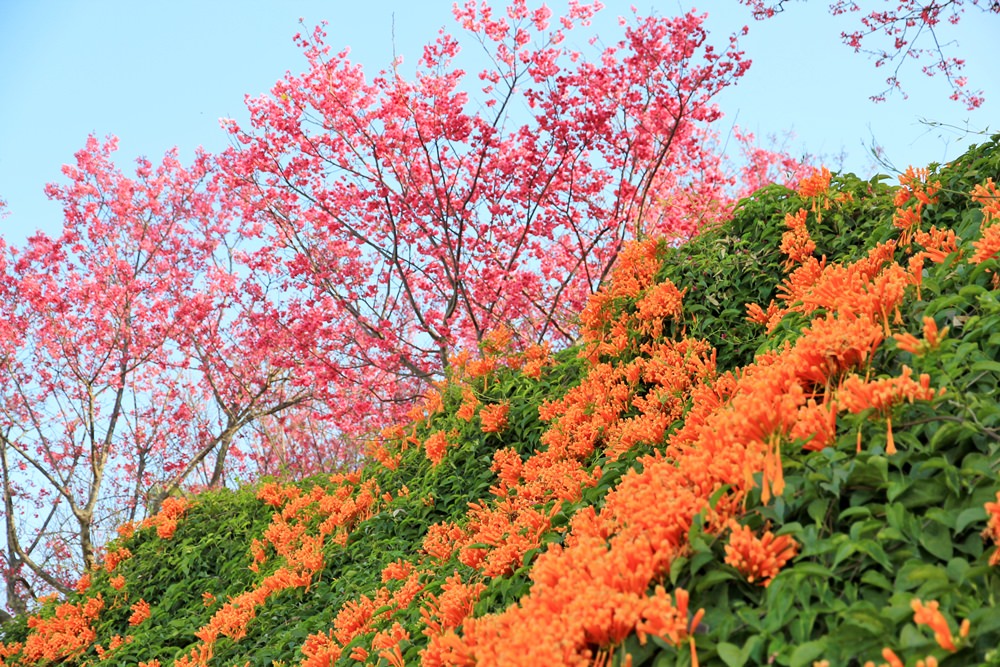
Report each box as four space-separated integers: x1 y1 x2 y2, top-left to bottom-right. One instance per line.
16 595 104 663
431 178 959 663
13 170 997 667
174 472 387 667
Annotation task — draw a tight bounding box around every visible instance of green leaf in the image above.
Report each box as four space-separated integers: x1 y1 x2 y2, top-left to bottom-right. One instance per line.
789 640 827 667
956 506 988 532
717 642 745 667
919 522 954 561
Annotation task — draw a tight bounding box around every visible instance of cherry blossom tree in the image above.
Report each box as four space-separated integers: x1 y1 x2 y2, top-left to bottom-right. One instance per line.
0 137 316 615
217 1 807 433
738 0 998 109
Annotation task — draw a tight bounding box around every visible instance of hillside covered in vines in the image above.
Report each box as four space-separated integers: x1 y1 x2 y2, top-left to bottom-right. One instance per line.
2 136 1000 667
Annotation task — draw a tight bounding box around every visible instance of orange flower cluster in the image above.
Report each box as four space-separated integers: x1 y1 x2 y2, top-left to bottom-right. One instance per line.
128 598 151 626
911 598 966 652
984 491 1000 566
724 523 799 587
519 342 553 380
103 546 133 573
838 366 939 454
973 177 1000 225
750 239 912 339
971 178 1000 264
20 594 104 663
179 474 385 666
580 237 666 356
257 481 303 508
421 572 487 665
797 166 832 199
148 495 190 539
372 622 410 667
634 279 687 339
424 430 454 466
745 300 783 333
408 386 445 425
116 520 137 540
0 642 24 667
913 225 960 265
894 316 948 356
779 208 816 268
478 402 509 434
451 326 552 387
94 634 132 661
299 566 427 667
422 521 466 563
455 386 478 421
893 166 941 245
74 572 91 594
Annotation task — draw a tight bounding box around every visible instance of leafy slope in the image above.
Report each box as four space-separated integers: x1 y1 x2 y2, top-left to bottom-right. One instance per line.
3 136 1000 667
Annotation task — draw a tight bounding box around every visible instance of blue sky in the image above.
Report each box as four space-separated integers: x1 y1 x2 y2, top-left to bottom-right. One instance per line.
1 1 996 247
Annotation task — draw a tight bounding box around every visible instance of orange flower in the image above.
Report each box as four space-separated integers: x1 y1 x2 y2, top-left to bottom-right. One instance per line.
423 521 465 563
780 208 816 267
910 599 959 651
881 647 904 667
157 518 178 540
157 496 189 520
481 326 514 355
838 366 940 454
74 573 92 594
970 223 1000 264
893 316 948 356
300 630 341 667
745 300 784 332
898 166 941 206
797 166 832 198
490 447 523 496
424 431 451 466
116 521 136 539
635 278 687 338
381 559 416 583
913 226 959 263
465 356 497 379
456 385 479 421
724 523 799 587
521 342 552 379
256 482 300 508
128 599 151 626
971 178 1000 224
479 403 509 434
103 547 132 572
420 572 486 637
110 574 126 591
892 204 922 243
